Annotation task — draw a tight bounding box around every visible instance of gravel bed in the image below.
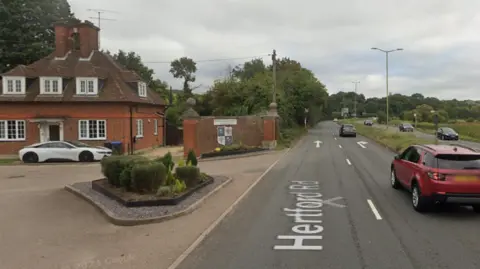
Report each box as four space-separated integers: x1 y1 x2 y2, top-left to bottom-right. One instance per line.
68 175 229 220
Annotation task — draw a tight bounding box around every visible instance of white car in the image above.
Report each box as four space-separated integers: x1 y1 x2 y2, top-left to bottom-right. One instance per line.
19 141 113 163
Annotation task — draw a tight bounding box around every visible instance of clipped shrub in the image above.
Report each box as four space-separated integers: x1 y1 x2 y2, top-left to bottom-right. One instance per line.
175 166 200 188
101 155 148 187
156 186 172 196
186 149 198 166
162 152 175 171
131 162 167 193
119 157 150 190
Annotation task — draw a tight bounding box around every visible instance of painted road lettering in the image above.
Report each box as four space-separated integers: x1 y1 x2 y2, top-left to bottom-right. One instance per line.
275 181 346 251
274 181 324 251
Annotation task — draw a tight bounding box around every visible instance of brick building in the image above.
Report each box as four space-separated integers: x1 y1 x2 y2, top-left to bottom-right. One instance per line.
0 20 165 155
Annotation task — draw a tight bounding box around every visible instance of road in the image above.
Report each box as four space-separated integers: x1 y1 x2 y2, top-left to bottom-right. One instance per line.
367 121 480 150
176 121 480 269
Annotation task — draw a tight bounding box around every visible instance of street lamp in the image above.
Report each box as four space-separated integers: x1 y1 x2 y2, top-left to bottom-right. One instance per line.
371 47 403 127
352 81 360 117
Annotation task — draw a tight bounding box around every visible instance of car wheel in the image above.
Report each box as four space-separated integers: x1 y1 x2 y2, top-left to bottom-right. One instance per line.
22 152 39 163
472 205 480 213
79 151 94 162
390 169 401 189
412 183 431 213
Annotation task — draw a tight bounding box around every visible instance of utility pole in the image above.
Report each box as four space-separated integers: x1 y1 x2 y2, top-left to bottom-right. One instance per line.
352 81 360 117
87 8 117 48
271 49 277 104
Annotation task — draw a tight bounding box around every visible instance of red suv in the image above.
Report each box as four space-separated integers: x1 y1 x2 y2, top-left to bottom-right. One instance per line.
391 144 480 212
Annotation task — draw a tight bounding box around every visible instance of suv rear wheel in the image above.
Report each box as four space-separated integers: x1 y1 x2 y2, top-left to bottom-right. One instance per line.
412 183 431 213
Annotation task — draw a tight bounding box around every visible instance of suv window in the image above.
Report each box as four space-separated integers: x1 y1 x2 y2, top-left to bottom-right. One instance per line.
423 152 436 167
407 148 421 163
435 154 480 170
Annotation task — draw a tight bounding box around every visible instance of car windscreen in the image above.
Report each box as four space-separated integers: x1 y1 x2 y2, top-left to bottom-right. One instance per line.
435 154 480 170
65 140 91 148
403 123 412 127
443 128 456 134
343 125 354 129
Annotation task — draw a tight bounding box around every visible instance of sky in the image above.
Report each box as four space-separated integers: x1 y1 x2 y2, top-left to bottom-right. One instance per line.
69 0 480 100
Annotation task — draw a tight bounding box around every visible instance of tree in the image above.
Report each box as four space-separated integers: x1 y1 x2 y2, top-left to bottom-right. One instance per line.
205 57 328 129
0 0 76 72
169 57 197 97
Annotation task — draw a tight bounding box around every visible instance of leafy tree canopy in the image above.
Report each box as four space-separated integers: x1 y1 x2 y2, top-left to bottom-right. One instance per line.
0 0 76 72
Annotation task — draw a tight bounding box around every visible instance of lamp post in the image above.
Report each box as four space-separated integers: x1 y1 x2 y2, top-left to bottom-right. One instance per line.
352 81 360 118
371 47 403 127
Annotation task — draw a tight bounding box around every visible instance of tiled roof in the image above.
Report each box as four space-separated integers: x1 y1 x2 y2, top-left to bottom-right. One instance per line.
0 51 165 105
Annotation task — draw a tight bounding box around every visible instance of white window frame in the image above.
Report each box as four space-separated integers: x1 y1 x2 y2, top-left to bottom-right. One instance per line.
136 119 144 137
0 120 26 141
138 82 147 97
2 76 26 94
40 77 62 94
76 77 98 95
154 119 158 135
78 119 107 140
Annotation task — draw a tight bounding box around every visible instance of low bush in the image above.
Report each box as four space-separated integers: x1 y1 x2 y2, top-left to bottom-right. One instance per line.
131 162 167 193
101 155 149 187
175 166 200 188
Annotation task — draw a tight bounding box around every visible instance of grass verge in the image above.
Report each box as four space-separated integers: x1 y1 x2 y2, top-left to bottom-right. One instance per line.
347 122 432 154
277 126 308 150
0 158 20 165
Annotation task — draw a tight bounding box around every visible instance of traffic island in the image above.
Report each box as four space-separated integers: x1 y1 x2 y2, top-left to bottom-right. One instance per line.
65 151 233 226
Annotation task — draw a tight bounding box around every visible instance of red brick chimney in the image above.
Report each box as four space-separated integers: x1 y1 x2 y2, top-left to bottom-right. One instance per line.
53 20 100 58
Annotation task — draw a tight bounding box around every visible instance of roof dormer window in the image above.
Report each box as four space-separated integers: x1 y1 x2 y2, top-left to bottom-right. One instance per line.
138 82 147 97
76 77 98 95
2 76 26 95
40 77 63 94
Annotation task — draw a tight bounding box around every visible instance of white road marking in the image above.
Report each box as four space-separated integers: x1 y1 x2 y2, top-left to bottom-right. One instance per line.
357 141 368 149
334 137 337 140
314 140 322 148
338 145 342 149
167 148 292 269
367 199 382 220
346 159 351 165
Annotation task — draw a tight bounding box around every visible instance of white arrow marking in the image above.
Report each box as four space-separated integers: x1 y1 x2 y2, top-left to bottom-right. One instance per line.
314 140 323 148
357 141 368 149
321 197 346 208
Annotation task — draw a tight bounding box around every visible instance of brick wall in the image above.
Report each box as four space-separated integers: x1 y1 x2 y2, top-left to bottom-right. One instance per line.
0 102 164 155
183 115 277 157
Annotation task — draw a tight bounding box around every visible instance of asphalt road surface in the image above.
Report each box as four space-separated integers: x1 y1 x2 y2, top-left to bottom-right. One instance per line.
176 121 480 269
368 121 480 150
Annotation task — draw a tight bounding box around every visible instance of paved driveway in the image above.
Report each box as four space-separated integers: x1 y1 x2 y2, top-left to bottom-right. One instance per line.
0 153 283 269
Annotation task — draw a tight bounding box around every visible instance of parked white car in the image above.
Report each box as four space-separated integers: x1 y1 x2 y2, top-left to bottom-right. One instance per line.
19 141 112 163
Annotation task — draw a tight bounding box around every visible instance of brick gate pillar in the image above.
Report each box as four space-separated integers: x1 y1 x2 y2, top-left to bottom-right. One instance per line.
262 102 279 149
182 97 201 158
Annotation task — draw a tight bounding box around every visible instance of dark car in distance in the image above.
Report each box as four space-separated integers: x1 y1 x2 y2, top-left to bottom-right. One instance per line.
390 144 480 212
436 127 459 140
364 119 373 126
399 123 414 132
339 124 356 137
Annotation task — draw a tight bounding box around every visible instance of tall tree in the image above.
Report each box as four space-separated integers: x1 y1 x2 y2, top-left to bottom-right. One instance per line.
0 0 76 72
169 57 197 97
